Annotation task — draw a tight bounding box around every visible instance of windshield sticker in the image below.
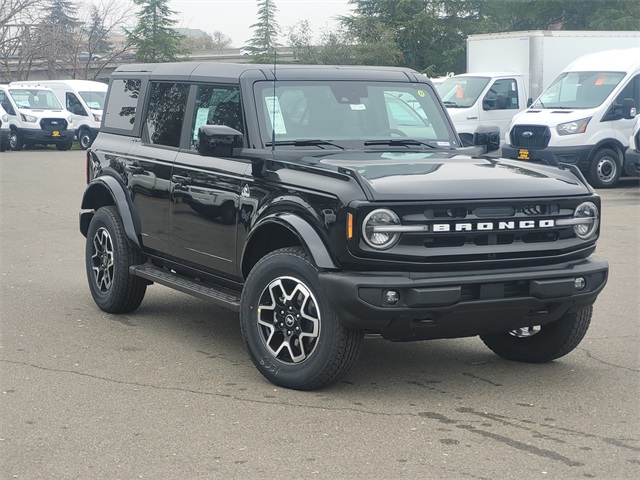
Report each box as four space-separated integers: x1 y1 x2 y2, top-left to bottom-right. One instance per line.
350 104 366 110
437 141 451 147
264 96 287 134
193 107 209 140
417 90 425 97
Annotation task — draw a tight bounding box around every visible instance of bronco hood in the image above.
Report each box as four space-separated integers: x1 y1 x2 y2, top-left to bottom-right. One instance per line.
311 151 591 201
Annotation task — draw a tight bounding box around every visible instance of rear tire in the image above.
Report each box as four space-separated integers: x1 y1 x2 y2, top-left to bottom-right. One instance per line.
240 247 363 390
85 206 147 313
480 307 592 363
587 148 621 188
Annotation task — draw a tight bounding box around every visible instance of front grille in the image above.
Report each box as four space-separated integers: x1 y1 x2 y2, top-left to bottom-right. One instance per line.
510 125 551 148
39 118 68 131
354 198 599 268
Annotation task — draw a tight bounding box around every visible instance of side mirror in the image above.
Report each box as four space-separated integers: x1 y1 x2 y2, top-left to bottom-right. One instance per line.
527 97 533 108
197 125 243 157
621 98 636 119
73 104 87 116
473 125 501 153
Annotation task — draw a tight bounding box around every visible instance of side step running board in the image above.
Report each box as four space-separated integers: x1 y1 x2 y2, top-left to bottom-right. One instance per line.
130 263 241 312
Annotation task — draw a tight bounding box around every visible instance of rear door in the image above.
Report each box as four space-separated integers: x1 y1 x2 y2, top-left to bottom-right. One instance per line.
126 81 190 254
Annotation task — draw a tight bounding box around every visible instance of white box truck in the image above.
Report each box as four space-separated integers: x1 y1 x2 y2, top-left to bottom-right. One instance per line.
502 47 640 188
437 30 640 143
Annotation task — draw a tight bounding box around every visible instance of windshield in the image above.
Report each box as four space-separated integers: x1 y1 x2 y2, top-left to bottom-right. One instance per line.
9 89 62 110
253 80 458 148
436 76 490 108
79 90 106 110
532 71 626 109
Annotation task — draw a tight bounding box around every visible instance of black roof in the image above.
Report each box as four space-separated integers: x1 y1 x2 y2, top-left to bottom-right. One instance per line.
111 62 427 83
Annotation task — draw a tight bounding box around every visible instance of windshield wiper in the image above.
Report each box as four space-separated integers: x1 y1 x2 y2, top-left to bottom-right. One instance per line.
265 139 345 150
443 101 460 108
363 139 437 148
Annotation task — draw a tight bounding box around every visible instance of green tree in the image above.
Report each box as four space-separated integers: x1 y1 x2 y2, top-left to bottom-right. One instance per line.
127 0 186 62
341 0 640 75
245 0 279 62
39 0 80 77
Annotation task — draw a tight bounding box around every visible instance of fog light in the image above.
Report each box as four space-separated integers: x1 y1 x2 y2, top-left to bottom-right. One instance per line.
574 277 586 290
385 290 399 305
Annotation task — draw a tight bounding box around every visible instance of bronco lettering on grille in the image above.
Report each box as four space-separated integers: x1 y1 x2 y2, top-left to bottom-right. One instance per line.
431 220 555 232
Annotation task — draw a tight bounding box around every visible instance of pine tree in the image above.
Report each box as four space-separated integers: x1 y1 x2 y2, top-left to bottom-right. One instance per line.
127 0 187 63
245 0 280 62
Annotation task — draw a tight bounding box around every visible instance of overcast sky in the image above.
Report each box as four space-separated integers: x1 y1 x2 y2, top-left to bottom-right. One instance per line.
170 0 353 47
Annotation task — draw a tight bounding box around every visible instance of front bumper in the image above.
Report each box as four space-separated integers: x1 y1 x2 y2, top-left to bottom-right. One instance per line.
18 127 74 145
623 147 640 176
319 257 608 341
502 144 593 171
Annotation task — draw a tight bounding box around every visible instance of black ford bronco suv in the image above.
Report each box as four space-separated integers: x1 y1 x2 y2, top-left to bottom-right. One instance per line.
80 63 608 390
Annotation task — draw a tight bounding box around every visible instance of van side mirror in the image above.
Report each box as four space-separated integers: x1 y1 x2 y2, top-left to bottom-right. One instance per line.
621 98 636 119
197 125 243 157
527 97 533 108
473 125 501 153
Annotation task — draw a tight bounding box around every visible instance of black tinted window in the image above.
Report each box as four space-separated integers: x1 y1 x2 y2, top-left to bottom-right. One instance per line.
146 82 190 147
103 79 141 130
189 85 242 149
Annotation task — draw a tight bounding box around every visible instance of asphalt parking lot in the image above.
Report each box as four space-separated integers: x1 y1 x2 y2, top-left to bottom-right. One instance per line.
1 149 638 479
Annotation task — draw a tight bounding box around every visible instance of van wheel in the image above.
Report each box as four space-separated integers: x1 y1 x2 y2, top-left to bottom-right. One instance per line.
9 130 23 151
480 307 592 363
85 206 147 313
240 247 363 390
79 129 93 149
56 140 73 151
587 148 621 188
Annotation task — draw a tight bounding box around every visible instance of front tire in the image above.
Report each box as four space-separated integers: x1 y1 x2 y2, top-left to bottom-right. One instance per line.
240 247 363 390
9 130 23 151
480 307 592 363
56 139 73 151
587 148 621 188
85 206 147 313
79 129 93 149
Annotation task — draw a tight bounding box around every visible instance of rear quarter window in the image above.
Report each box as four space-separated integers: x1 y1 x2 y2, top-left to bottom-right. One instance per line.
103 79 142 131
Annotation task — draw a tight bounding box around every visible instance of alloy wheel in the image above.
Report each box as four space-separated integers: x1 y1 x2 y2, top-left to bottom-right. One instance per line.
256 276 320 364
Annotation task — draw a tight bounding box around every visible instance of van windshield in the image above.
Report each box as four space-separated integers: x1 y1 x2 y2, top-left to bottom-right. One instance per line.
532 71 625 109
253 80 458 148
9 89 62 110
436 76 490 108
79 91 106 110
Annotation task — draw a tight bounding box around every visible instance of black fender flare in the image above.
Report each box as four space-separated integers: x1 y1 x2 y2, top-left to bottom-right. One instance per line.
79 176 141 248
242 212 339 273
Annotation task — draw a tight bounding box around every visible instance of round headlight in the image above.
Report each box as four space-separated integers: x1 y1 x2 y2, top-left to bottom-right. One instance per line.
574 201 599 240
362 209 401 249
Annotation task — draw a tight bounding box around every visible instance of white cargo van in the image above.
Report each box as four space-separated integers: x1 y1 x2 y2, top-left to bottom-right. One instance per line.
624 116 640 176
11 80 108 149
0 84 74 151
0 104 10 151
437 72 529 145
503 48 640 188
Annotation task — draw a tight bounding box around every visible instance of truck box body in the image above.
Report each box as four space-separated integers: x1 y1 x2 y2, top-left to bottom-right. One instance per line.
467 30 640 100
